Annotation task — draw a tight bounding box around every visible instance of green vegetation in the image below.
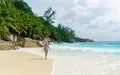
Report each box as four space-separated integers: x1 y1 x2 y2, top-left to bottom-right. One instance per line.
0 0 93 42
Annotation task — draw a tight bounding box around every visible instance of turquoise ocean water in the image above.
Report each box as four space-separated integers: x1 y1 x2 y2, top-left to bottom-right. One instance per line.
51 42 120 53
50 42 120 75
18 42 120 75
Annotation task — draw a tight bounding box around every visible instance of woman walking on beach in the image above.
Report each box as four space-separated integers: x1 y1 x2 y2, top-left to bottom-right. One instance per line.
42 40 50 59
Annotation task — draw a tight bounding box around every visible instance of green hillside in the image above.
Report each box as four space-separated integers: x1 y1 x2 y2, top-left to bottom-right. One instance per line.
0 0 93 42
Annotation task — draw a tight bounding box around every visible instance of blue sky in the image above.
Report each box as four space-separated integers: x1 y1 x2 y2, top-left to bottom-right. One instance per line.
24 0 120 41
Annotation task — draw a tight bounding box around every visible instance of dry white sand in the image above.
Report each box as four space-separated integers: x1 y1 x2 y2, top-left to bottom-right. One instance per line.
0 50 53 75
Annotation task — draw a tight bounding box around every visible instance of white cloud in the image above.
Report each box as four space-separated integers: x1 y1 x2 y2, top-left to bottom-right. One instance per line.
106 9 120 22
72 5 90 17
59 0 101 26
81 8 120 41
56 8 66 19
73 0 80 5
101 0 120 9
58 0 120 41
90 8 120 28
71 0 101 18
86 0 101 5
25 0 120 41
85 0 101 8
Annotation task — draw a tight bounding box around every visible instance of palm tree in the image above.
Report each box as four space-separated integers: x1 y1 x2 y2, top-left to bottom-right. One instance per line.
44 7 55 24
0 0 10 40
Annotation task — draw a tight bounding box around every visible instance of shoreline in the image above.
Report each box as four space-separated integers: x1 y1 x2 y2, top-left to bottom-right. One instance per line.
49 45 120 75
0 50 53 75
1 46 120 75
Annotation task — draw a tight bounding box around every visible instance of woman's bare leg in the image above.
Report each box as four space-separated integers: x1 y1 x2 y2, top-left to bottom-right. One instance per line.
45 50 48 59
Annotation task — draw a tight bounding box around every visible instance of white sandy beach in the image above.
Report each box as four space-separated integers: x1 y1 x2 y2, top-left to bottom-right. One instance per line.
0 50 53 75
1 47 120 75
